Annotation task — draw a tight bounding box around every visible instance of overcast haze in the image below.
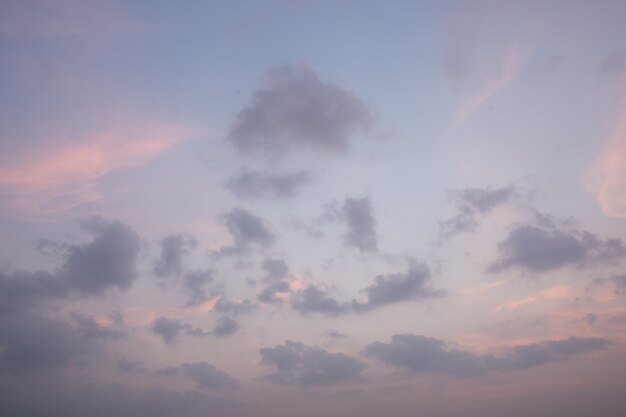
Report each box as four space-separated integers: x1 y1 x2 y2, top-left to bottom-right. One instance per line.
1 1 626 416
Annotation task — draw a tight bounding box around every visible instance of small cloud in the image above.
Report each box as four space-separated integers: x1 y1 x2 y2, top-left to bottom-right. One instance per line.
225 170 314 199
342 197 378 253
216 208 276 257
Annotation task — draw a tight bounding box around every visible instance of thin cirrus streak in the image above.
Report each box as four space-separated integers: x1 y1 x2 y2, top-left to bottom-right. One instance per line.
450 48 524 131
0 121 194 213
585 95 626 218
490 286 572 314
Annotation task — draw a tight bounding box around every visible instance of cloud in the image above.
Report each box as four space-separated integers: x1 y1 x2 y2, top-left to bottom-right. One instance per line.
225 170 314 199
0 217 141 313
291 285 349 316
179 362 239 390
226 63 374 157
182 269 214 306
585 96 626 217
489 223 625 273
260 341 366 387
256 258 294 304
212 316 239 337
365 334 611 376
153 234 197 278
116 358 145 373
213 297 256 316
0 121 192 213
217 208 276 256
491 286 572 314
453 48 523 128
342 197 378 253
150 317 208 344
352 263 444 311
440 185 516 239
610 274 626 292
0 313 121 374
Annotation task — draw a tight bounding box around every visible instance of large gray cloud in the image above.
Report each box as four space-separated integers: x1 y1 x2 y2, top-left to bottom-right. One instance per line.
151 317 209 344
291 262 444 315
226 64 374 157
291 285 349 316
439 185 516 239
342 197 378 253
153 234 197 278
179 362 239 390
365 334 611 376
0 217 140 314
217 208 276 256
489 224 625 273
260 341 366 387
352 263 445 311
0 313 122 374
226 170 314 199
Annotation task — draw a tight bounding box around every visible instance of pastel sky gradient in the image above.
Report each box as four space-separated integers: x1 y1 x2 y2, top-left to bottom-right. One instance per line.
1 1 626 416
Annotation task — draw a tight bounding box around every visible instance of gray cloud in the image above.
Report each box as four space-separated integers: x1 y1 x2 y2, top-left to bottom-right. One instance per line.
257 258 292 304
352 263 444 311
440 185 516 239
116 358 145 373
0 217 140 314
180 362 239 390
365 334 611 376
607 314 626 325
154 234 197 278
226 170 314 199
342 197 377 253
260 341 366 387
213 316 239 337
213 297 256 316
0 313 121 375
151 317 208 344
489 224 625 273
182 269 214 305
291 285 349 316
226 63 374 158
610 274 626 292
217 208 276 256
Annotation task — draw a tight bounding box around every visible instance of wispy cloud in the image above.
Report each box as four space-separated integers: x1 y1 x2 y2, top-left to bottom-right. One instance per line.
491 286 572 314
0 121 193 213
585 96 626 217
451 48 524 130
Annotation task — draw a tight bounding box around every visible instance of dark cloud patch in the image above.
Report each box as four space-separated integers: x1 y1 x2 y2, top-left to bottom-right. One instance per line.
153 234 197 278
62 218 141 296
154 366 180 376
440 185 516 239
352 263 444 311
260 341 366 387
213 297 256 316
182 269 214 305
489 224 625 273
0 313 120 375
291 285 349 316
258 281 291 304
226 170 314 199
257 258 292 304
0 217 140 314
116 358 145 373
180 362 239 390
226 64 374 158
217 208 276 256
151 317 208 344
365 334 611 376
72 314 125 341
342 197 377 253
212 316 239 337
585 313 598 325
610 275 626 292
606 314 626 325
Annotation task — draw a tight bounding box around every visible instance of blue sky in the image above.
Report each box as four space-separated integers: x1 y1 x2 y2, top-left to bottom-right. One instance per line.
1 1 626 416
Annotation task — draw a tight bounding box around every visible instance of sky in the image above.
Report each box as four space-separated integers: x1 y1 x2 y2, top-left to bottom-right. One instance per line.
1 1 626 416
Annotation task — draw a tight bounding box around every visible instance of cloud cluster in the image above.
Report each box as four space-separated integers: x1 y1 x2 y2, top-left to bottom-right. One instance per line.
154 234 197 278
225 170 313 200
365 334 611 376
226 64 374 158
440 185 516 239
217 208 276 257
489 223 625 273
260 341 366 387
342 197 378 253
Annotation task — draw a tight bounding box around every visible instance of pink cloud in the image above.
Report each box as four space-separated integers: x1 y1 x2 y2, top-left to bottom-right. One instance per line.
491 285 572 314
585 96 626 217
452 48 524 130
0 121 194 213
